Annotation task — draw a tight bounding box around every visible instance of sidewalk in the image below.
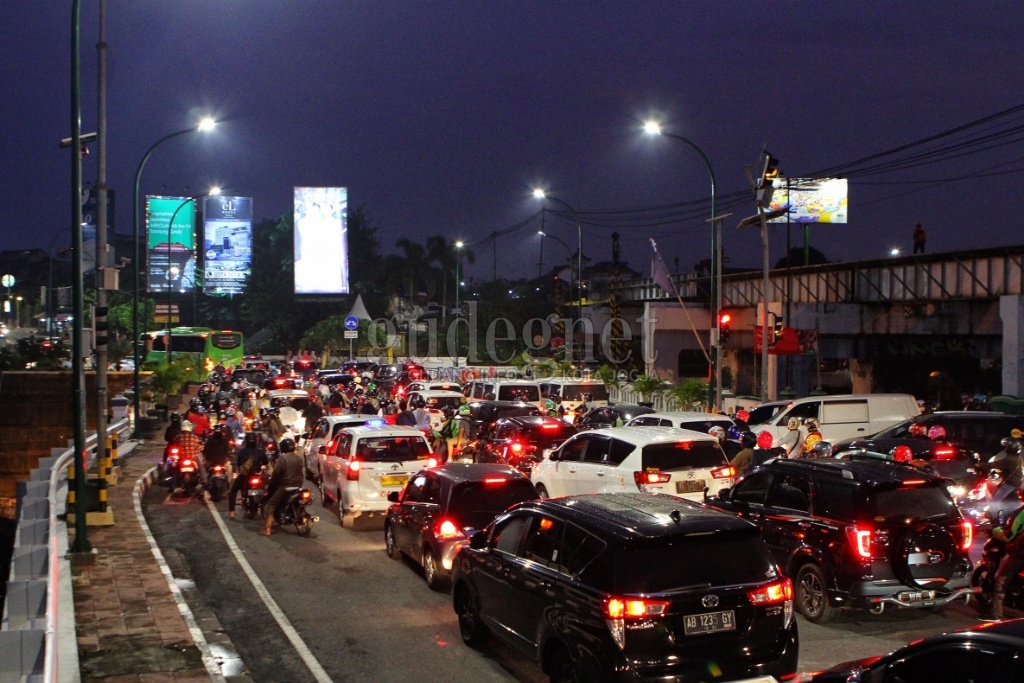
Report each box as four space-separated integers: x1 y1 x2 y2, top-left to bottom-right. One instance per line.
69 441 213 683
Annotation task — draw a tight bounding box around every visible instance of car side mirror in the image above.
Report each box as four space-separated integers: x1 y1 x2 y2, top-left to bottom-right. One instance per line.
387 491 401 503
468 530 487 550
715 486 731 501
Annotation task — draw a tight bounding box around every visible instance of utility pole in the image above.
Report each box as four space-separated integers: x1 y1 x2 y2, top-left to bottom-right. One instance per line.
94 0 110 502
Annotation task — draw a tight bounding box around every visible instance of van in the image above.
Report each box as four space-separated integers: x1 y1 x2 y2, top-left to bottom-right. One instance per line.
538 378 609 422
747 393 920 445
462 379 544 411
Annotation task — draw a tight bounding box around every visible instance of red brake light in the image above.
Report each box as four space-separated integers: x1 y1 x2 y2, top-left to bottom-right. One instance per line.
510 442 523 453
540 423 560 430
961 520 973 550
435 518 464 540
604 597 670 619
932 446 957 460
633 470 671 487
901 480 928 486
170 446 180 455
711 465 736 479
847 526 872 559
300 490 312 501
748 578 793 606
483 477 507 485
248 476 262 487
346 460 361 481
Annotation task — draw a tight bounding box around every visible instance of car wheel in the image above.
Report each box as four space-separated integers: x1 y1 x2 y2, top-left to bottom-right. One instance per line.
423 548 444 591
795 563 838 624
384 523 401 560
546 643 580 683
536 484 550 499
317 469 326 505
454 585 486 648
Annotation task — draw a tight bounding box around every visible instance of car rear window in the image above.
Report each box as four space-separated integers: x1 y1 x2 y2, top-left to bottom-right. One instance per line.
641 441 727 469
495 405 541 420
559 385 609 401
354 436 432 462
271 396 310 410
498 385 540 402
426 396 463 410
607 529 772 593
448 479 538 529
522 422 576 445
871 485 958 523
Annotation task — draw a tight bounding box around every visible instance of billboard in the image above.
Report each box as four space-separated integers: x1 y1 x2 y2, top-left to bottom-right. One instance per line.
146 196 196 293
294 187 349 294
767 177 848 224
203 196 253 295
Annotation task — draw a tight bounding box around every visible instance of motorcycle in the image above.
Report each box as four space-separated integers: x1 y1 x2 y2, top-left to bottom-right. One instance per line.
959 470 1021 532
972 512 1024 611
176 456 201 498
242 468 267 520
265 486 318 536
206 463 230 502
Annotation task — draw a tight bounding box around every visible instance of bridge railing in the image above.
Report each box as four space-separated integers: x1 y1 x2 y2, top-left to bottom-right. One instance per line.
1 418 131 683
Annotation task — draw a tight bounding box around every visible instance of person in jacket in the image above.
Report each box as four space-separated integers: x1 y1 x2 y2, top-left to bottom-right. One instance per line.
985 481 1024 620
262 437 303 536
227 432 268 518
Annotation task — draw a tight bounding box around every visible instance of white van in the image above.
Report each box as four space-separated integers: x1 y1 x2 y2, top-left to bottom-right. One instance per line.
462 379 545 411
538 379 609 422
748 393 919 445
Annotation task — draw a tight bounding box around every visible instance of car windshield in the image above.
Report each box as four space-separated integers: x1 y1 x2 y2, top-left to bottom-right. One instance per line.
354 436 432 462
872 485 958 522
559 385 609 401
745 403 789 426
447 479 538 529
641 441 728 469
426 396 463 410
376 365 401 378
270 396 310 410
607 529 772 593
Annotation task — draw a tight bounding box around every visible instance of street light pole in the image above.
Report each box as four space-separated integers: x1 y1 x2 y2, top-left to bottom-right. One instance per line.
454 240 464 368
643 122 721 411
533 190 583 360
131 119 214 437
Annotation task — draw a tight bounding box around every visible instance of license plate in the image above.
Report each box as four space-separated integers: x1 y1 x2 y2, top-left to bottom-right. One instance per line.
899 590 935 603
380 474 408 488
248 490 262 497
677 479 707 494
683 610 735 636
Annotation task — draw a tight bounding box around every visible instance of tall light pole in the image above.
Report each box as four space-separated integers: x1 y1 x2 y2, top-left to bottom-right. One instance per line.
453 240 464 368
532 190 583 358
643 121 722 411
131 118 214 437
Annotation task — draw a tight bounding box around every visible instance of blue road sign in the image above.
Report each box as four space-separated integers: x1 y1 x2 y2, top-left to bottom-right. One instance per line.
344 316 359 331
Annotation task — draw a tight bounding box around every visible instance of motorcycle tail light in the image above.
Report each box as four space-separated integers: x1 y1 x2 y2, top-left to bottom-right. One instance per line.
633 470 671 487
179 459 195 473
248 476 262 487
847 526 872 559
427 457 439 468
212 465 224 474
346 460 361 481
169 446 180 455
711 465 736 479
300 490 312 502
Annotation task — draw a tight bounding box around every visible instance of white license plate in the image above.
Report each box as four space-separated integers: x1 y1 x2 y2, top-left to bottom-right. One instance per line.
683 610 735 635
676 480 707 494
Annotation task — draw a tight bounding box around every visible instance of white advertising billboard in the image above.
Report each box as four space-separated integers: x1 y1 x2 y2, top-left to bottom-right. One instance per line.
293 187 349 294
767 177 848 224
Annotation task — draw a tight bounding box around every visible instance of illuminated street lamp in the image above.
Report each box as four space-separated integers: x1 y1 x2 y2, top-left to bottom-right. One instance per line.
131 118 214 436
643 120 722 410
454 240 464 368
532 190 583 355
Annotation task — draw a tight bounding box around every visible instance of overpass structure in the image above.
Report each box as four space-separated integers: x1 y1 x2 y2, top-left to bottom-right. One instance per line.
606 244 1024 403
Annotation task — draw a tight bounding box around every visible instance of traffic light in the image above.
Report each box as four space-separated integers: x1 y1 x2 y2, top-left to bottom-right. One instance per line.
772 316 784 344
755 152 780 207
94 305 109 349
718 312 731 345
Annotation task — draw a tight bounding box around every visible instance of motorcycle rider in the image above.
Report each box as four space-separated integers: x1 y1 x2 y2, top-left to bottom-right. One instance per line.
228 432 268 518
800 418 823 457
223 407 245 443
264 406 287 441
190 405 212 439
302 396 325 434
984 480 1024 621
262 437 303 536
164 412 183 444
776 417 805 458
986 437 1024 488
169 421 203 493
202 423 234 492
729 431 758 475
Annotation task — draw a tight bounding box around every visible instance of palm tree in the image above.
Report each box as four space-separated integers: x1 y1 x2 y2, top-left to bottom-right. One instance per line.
386 238 437 302
426 235 475 319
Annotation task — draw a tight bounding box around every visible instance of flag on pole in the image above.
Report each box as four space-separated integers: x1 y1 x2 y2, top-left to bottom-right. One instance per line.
650 238 678 298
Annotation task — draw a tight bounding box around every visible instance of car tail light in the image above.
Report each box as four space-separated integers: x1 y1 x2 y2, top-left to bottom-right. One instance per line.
633 470 671 487
961 520 973 550
483 477 507 485
710 465 736 479
748 577 793 605
248 476 262 487
932 446 957 460
346 460 361 481
435 518 465 540
847 526 872 559
604 596 670 650
427 457 439 468
541 423 560 430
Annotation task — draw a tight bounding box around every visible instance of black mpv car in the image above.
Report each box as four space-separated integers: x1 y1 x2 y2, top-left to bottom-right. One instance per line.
451 493 799 683
709 457 975 624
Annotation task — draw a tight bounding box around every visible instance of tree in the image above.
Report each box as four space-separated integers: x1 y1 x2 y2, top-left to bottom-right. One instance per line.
667 380 708 411
631 374 666 405
387 238 436 302
426 235 476 318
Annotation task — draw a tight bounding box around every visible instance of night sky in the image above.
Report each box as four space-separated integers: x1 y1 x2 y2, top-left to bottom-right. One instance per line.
3 1 1023 287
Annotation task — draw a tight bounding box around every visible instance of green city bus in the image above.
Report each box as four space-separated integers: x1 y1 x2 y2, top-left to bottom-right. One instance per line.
142 327 244 381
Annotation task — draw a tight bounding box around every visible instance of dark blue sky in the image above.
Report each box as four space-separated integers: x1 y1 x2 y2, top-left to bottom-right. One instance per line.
3 1 1023 285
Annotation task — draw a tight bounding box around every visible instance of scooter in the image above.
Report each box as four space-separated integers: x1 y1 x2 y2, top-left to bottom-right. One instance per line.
242 468 267 520
972 511 1024 610
176 457 201 498
266 486 318 536
206 463 230 502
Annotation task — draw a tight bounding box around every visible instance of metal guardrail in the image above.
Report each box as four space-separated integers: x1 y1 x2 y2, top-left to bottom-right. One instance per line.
1 418 131 683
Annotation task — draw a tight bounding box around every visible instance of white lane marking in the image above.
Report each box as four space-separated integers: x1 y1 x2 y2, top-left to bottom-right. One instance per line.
134 467 226 682
203 492 334 683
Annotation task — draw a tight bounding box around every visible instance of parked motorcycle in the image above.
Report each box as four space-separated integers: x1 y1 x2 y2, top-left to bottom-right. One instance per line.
206 463 230 502
243 468 267 520
266 486 318 536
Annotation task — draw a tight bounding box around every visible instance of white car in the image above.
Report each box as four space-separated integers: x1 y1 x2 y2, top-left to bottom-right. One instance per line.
403 380 462 394
302 414 387 483
266 389 311 436
320 425 435 527
624 411 736 433
530 426 735 502
405 390 466 431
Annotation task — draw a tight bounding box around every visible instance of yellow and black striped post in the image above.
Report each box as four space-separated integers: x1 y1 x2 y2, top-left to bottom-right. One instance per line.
95 443 108 513
66 461 76 508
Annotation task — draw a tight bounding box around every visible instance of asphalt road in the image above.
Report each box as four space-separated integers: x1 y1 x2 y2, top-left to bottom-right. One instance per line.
142 477 1005 682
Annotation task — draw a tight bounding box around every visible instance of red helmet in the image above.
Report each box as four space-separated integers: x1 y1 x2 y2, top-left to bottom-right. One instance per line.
756 431 774 449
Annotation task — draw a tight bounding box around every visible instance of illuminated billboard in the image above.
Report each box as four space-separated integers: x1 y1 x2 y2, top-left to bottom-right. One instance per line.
294 187 349 294
203 196 253 295
767 177 848 224
146 196 196 293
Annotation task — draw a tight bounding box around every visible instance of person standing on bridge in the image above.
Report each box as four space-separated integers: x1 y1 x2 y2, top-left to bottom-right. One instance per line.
913 222 926 254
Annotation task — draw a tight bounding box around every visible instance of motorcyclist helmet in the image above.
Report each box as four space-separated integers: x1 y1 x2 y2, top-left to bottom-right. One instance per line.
804 418 820 432
279 437 296 453
170 412 182 423
195 405 205 414
226 407 235 417
812 441 833 458
581 393 592 403
181 421 194 433
214 423 227 435
244 432 258 447
726 425 743 440
927 424 946 441
892 445 914 462
756 431 774 449
545 399 556 411
412 395 426 409
442 406 455 419
740 431 757 448
735 409 750 423
708 426 726 440
1002 436 1022 455
787 417 800 430
189 397 200 409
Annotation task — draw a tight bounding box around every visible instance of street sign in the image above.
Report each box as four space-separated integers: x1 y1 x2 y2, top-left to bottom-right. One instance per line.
1 274 14 288
344 316 359 331
344 330 357 339
154 304 179 324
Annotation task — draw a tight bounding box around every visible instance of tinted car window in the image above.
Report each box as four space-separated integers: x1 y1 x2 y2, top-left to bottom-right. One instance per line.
766 474 811 513
558 436 589 462
641 441 727 469
611 529 772 593
814 479 860 520
497 385 540 402
731 470 773 505
679 419 734 432
447 480 538 529
495 405 541 420
493 515 527 554
628 416 663 427
872 485 957 522
606 439 635 466
582 437 609 463
745 403 788 426
783 402 819 422
520 515 562 567
520 422 575 446
559 522 606 577
270 395 310 410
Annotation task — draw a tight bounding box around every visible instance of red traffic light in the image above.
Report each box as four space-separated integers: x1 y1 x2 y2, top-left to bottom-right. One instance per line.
719 313 732 326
